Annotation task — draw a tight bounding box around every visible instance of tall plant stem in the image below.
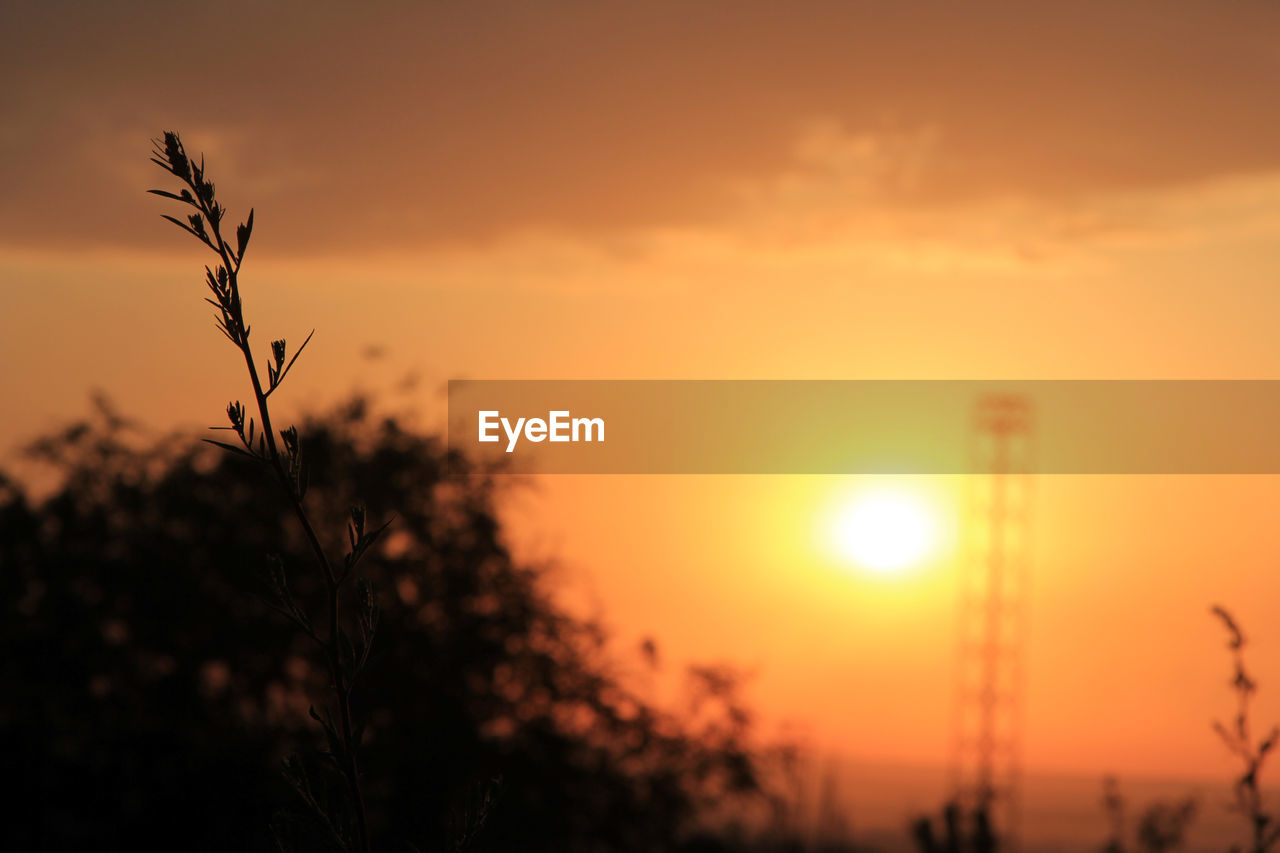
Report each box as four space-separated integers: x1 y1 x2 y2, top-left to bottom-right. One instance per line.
158 134 372 853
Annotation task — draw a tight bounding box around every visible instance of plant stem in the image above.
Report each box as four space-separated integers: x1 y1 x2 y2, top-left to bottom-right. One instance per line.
182 159 372 853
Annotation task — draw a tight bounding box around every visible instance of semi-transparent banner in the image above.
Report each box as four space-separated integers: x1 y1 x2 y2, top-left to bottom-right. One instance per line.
446 380 1280 474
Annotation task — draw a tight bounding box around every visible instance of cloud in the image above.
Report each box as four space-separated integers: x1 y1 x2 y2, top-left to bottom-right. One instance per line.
6 1 1280 256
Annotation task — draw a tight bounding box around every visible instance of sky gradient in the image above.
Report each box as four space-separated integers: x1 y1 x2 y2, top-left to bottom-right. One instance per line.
6 0 1280 794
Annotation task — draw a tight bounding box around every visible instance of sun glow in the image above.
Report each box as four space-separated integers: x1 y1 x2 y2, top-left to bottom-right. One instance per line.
828 488 940 574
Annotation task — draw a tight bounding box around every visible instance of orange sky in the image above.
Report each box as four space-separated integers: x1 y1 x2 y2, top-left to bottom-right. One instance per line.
6 1 1280 785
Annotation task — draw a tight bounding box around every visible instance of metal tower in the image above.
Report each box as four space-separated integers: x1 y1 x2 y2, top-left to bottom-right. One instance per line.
950 394 1034 845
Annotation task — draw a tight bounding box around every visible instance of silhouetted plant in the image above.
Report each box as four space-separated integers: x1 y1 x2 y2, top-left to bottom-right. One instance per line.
1100 776 1196 853
1103 776 1127 853
1211 606 1280 853
150 131 383 852
911 801 994 853
1136 800 1197 853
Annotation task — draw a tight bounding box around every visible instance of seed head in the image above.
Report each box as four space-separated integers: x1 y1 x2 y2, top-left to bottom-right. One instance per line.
161 131 190 181
280 425 299 456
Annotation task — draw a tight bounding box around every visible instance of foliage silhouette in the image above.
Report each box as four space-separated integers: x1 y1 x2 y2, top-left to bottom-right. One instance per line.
1212 606 1280 853
0 400 765 850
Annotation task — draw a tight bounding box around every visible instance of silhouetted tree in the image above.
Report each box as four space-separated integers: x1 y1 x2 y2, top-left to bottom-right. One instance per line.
0 398 765 851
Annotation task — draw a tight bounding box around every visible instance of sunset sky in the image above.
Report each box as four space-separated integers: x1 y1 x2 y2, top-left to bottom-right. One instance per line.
8 0 1280 793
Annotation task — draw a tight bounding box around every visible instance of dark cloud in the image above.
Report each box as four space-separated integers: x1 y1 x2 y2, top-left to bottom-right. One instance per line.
4 0 1280 253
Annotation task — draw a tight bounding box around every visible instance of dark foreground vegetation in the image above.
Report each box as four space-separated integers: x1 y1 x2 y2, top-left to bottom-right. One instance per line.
0 398 777 851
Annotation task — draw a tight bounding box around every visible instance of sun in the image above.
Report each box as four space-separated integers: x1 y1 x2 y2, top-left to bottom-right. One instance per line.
828 489 938 574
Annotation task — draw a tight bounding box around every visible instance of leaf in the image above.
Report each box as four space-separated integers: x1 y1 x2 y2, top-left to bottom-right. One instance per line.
214 320 237 345
365 517 394 547
202 438 254 458
147 188 192 203
160 213 202 240
236 208 254 259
